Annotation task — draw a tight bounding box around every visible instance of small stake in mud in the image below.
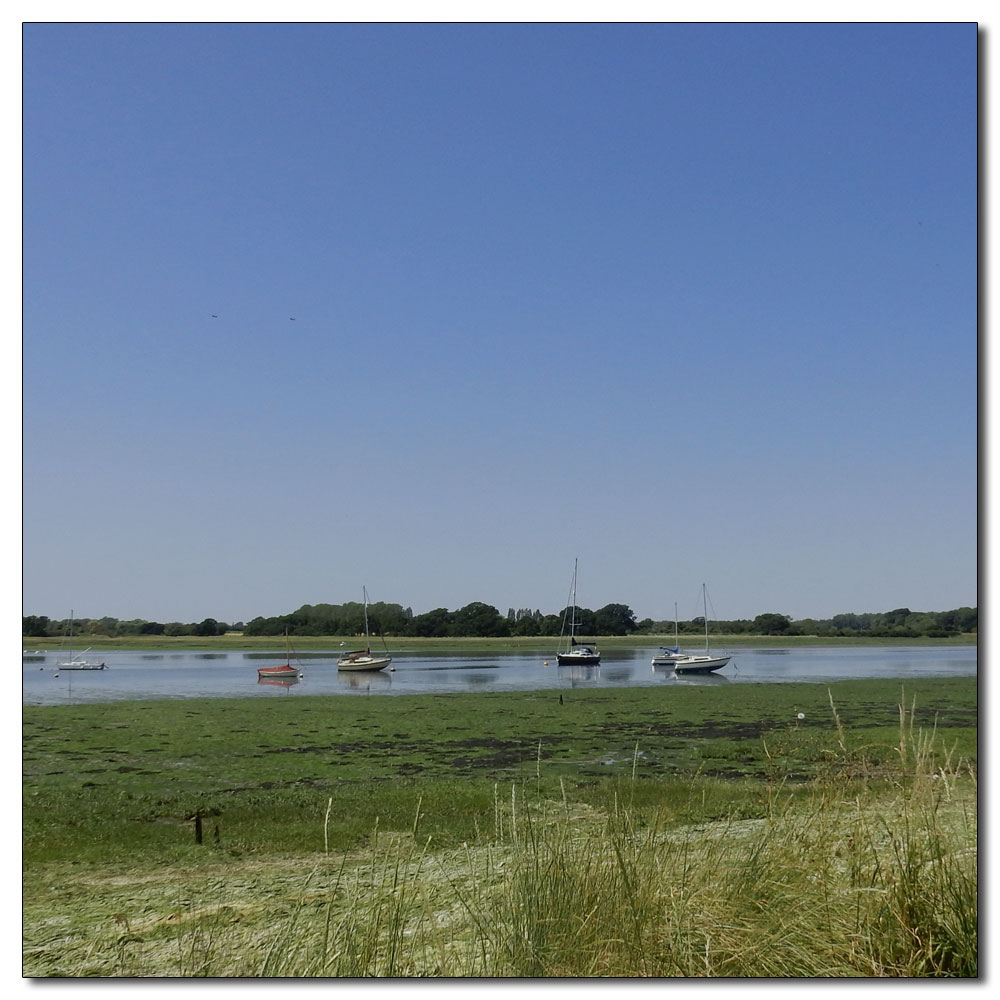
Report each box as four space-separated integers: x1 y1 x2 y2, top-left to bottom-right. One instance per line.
187 808 221 845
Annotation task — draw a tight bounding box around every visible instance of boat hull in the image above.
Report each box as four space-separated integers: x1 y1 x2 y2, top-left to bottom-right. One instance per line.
57 662 105 670
556 652 601 666
257 666 300 679
672 655 731 675
338 655 391 672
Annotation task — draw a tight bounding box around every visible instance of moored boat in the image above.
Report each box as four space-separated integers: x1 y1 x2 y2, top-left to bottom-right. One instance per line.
651 648 684 667
256 672 301 688
556 559 601 666
256 630 303 680
256 664 301 680
651 602 683 666
672 585 732 675
57 612 106 670
338 587 392 672
57 658 106 670
672 654 732 675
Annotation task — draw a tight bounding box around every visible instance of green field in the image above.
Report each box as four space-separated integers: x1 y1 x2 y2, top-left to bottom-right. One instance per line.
23 678 978 977
21 631 978 651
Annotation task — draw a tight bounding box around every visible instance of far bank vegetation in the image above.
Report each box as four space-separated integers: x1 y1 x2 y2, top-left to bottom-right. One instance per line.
24 604 977 641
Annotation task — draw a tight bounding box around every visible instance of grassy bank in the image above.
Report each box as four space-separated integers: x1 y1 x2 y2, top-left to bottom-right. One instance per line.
22 632 979 652
23 679 977 977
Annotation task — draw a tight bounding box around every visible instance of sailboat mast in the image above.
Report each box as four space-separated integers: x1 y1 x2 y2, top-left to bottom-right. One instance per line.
702 583 709 653
571 558 578 641
362 586 370 644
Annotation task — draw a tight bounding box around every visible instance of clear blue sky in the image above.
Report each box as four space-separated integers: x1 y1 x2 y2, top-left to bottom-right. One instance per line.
21 22 978 626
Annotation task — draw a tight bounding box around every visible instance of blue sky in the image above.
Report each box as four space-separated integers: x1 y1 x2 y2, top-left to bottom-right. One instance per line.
21 22 978 625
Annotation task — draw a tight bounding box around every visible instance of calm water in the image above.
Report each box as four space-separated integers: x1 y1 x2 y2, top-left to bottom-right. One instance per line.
21 644 977 706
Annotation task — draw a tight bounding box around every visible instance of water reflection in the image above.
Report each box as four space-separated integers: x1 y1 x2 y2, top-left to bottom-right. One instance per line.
256 676 300 690
651 663 732 684
338 671 392 692
566 665 600 686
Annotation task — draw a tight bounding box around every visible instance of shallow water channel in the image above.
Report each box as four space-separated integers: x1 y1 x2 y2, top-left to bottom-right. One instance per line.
21 644 977 706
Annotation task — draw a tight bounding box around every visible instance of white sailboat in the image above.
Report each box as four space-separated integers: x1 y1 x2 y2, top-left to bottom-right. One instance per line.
672 585 731 675
651 603 684 667
338 587 392 672
57 611 106 670
556 559 601 666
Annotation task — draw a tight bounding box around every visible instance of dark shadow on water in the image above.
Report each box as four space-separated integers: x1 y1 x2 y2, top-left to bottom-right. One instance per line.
407 662 503 671
244 651 338 660
464 673 499 686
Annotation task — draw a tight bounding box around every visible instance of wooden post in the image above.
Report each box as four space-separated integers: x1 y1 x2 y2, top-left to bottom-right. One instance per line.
194 811 203 845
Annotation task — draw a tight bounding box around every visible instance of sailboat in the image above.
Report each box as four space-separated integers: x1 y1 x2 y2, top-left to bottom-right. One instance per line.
672 584 731 675
257 630 303 680
57 612 106 670
556 559 601 666
651 603 684 667
338 587 392 672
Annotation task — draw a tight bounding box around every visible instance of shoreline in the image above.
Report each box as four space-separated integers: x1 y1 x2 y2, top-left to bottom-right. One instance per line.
21 632 979 652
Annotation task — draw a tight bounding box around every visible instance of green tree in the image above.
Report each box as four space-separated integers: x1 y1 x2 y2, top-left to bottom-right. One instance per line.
537 614 562 636
594 603 638 635
406 608 453 637
752 613 793 635
884 608 912 627
22 615 50 637
511 615 540 636
452 602 508 637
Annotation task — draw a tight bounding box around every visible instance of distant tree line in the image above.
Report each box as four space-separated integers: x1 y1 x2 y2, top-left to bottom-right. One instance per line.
242 601 641 638
21 616 237 639
23 604 977 639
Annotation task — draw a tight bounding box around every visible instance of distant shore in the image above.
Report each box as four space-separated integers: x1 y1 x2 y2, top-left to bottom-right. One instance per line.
21 632 978 652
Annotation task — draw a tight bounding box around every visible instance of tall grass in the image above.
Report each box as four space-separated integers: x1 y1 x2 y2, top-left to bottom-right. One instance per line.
193 698 978 976
25 694 976 977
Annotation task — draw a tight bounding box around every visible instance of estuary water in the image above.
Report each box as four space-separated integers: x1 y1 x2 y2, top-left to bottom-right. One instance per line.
21 644 977 706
